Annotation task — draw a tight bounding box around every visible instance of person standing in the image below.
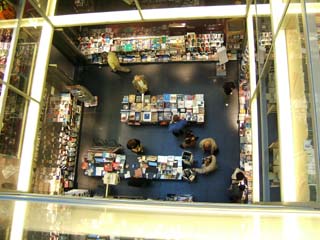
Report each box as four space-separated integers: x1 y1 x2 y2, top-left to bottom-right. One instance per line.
199 138 218 154
132 75 148 94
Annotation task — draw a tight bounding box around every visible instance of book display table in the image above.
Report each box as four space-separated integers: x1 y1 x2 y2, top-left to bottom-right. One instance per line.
120 93 205 125
123 155 184 180
82 147 126 177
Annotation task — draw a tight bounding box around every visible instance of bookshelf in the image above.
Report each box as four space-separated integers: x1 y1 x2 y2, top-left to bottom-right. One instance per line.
238 44 253 203
120 93 205 125
32 93 82 194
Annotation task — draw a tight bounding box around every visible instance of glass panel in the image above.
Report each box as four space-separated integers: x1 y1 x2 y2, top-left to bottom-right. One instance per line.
282 4 317 201
55 0 247 15
0 90 26 191
0 28 13 95
1 197 320 239
0 0 18 20
0 89 26 156
138 0 245 9
254 16 272 75
23 0 45 18
55 0 136 15
305 0 320 202
9 27 40 93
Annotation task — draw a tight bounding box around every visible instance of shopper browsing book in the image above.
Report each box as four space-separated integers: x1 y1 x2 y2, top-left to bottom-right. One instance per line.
168 114 188 137
192 155 217 174
199 138 218 155
180 130 199 149
132 75 148 94
126 139 144 154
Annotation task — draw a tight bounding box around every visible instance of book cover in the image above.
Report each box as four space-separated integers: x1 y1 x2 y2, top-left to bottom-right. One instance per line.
129 94 136 103
122 95 129 103
179 112 186 119
185 100 193 108
135 112 141 122
191 113 197 122
144 95 151 103
157 95 164 102
170 94 177 103
185 112 192 121
120 112 128 122
143 103 151 111
177 94 184 101
197 114 204 123
143 112 152 122
163 93 171 102
158 111 164 121
151 96 157 104
135 103 143 112
198 107 205 114
151 112 158 122
195 94 204 101
121 103 130 111
178 100 185 108
128 111 136 121
157 102 164 110
163 111 172 121
164 102 171 111
193 106 199 113
184 95 194 100
171 103 178 109
135 95 142 103
150 104 158 112
179 108 186 113
172 109 178 116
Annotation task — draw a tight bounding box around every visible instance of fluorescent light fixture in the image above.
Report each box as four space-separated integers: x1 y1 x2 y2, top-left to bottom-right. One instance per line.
10 201 27 240
271 0 296 201
30 21 53 102
168 22 186 28
247 9 260 203
17 101 40 191
253 4 271 16
141 5 246 20
50 10 141 27
0 19 18 28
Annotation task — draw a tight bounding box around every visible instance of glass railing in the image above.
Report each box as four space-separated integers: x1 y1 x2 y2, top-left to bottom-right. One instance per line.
0 193 320 239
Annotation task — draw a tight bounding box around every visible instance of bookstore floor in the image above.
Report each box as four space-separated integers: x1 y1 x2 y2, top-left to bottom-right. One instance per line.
77 61 240 202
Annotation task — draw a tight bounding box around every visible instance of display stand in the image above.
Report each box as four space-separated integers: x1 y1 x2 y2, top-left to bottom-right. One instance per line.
66 84 98 107
120 93 205 125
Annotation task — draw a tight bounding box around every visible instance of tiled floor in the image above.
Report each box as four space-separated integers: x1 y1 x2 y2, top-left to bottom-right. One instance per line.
77 61 240 202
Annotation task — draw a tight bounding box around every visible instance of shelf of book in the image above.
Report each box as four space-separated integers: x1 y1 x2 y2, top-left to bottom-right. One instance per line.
32 93 82 194
238 44 253 203
120 93 205 125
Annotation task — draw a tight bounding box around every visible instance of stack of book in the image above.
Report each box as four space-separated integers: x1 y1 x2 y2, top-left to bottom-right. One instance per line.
120 93 205 125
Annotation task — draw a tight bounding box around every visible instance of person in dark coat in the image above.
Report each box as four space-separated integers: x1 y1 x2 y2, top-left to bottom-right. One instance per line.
168 115 188 137
127 139 144 154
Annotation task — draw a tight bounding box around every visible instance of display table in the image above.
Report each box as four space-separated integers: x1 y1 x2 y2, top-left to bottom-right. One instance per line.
121 155 184 180
82 147 126 177
120 93 205 125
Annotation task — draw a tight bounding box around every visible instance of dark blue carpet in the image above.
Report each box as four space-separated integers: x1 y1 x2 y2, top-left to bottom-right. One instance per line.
77 61 240 203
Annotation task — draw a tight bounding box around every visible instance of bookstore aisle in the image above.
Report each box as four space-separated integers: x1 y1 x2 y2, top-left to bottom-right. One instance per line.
77 61 240 203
